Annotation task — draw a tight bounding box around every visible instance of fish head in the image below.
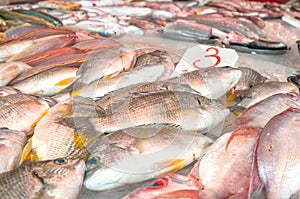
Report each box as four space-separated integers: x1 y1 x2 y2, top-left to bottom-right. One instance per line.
124 174 199 199
285 92 300 109
233 67 267 91
31 158 85 198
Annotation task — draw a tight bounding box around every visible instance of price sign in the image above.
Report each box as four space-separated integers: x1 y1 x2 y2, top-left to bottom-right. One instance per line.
173 44 239 76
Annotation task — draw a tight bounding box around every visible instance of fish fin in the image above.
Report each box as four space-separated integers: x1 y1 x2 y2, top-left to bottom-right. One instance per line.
55 77 75 87
226 93 236 102
70 87 84 97
156 159 186 174
27 129 34 136
229 105 245 116
29 109 49 129
20 138 40 164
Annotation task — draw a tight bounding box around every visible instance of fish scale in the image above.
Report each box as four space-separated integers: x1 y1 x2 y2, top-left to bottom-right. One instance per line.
87 91 228 134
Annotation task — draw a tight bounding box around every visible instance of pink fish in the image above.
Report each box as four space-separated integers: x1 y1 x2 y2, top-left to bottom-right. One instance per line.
123 174 199 199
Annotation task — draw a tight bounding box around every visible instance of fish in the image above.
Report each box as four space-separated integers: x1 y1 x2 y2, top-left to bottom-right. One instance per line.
84 124 213 191
10 53 86 85
0 97 51 133
12 67 78 96
122 173 199 199
7 33 77 62
226 93 300 131
0 158 85 199
0 128 26 173
0 62 31 86
73 46 148 90
228 81 299 108
168 67 242 99
13 9 63 27
197 126 260 199
180 15 259 39
61 91 229 138
0 93 37 108
71 38 120 52
0 34 75 62
22 97 105 162
13 47 82 67
232 67 267 92
98 6 153 18
16 27 75 41
95 81 199 112
162 20 214 42
0 9 55 27
4 25 43 40
256 108 300 199
78 63 173 98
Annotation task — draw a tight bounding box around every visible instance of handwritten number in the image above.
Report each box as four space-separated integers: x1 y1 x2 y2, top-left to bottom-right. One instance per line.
192 47 221 68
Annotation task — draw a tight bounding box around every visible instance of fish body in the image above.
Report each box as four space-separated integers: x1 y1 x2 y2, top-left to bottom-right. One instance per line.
123 173 199 199
257 108 300 199
0 128 26 173
0 62 31 86
95 81 199 111
162 20 213 42
169 67 242 99
82 91 229 135
0 158 85 199
71 38 120 52
12 67 78 96
84 124 213 191
234 81 299 108
198 126 260 199
0 86 20 96
0 98 50 133
227 93 300 130
27 97 104 161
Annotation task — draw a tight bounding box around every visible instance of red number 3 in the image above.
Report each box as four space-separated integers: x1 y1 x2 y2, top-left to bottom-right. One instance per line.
192 47 221 69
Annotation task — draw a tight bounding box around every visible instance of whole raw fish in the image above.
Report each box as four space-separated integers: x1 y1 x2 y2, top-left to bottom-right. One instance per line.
12 67 78 96
0 158 85 199
10 53 86 85
7 33 77 62
229 81 299 108
62 91 229 137
197 126 260 199
168 67 242 99
78 63 172 98
0 97 51 133
13 47 82 67
84 124 213 191
123 173 199 199
23 97 105 162
256 108 300 199
95 81 199 111
0 128 26 173
0 62 31 86
226 93 300 130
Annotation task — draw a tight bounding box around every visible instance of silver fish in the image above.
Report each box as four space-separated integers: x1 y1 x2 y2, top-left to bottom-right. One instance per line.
84 124 213 191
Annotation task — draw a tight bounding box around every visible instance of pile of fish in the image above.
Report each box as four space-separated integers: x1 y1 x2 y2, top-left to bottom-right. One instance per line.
1 0 299 54
0 0 299 199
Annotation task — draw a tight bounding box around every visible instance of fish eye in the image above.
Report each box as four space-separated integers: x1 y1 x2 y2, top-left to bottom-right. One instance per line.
287 92 298 98
88 158 97 166
146 178 168 189
54 159 67 165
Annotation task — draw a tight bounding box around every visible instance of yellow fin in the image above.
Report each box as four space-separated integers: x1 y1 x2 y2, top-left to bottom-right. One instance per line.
74 131 99 149
290 89 297 93
29 109 49 129
70 87 83 97
233 110 242 116
157 159 186 174
226 94 236 102
20 138 40 164
55 77 75 86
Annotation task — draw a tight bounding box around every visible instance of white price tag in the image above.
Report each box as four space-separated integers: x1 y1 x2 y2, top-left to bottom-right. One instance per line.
174 44 239 75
